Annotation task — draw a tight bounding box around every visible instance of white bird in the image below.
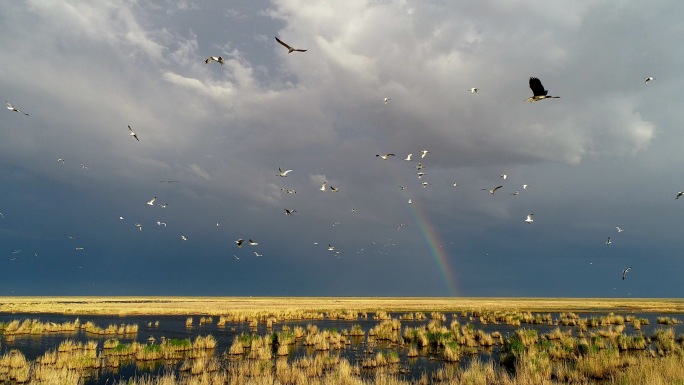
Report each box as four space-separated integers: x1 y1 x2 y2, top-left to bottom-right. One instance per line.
5 101 28 116
383 97 391 104
468 88 479 93
180 235 188 241
417 172 426 178
205 56 224 65
156 221 166 227
320 181 327 191
616 227 624 233
57 158 65 164
644 76 654 83
75 247 86 251
275 37 307 53
421 182 430 188
80 164 89 170
233 255 239 260
408 198 412 204
330 186 339 192
510 191 519 196
284 209 297 215
606 237 612 245
404 154 413 161
452 182 458 187
118 216 124 220
482 186 503 195
416 163 424 170
248 239 258 246
254 251 263 257
399 186 406 190
159 180 179 183
146 197 157 206
376 154 395 160
135 223 143 231
420 150 430 158
278 167 292 177
525 214 534 224
280 188 296 194
158 203 168 208
676 192 684 200
0 213 4 219
622 266 632 280
127 125 139 141
216 222 220 227
327 244 335 251
522 184 528 190
500 174 507 180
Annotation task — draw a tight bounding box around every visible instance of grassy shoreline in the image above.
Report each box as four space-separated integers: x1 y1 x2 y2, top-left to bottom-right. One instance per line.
0 297 683 315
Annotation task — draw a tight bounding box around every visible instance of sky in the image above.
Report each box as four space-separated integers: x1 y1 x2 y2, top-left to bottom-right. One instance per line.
1 0 683 297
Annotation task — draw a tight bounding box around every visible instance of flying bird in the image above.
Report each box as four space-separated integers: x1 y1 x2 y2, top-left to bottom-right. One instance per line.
420 150 430 158
278 167 292 177
80 164 89 170
399 186 406 190
159 180 179 183
398 224 408 230
235 239 244 248
482 186 503 195
146 197 157 206
416 172 425 178
510 190 520 196
525 77 560 102
606 237 612 245
284 209 297 215
135 223 143 231
57 158 65 164
644 76 654 83
327 244 335 251
404 154 413 161
158 203 168 208
248 239 259 246
180 235 188 241
5 101 28 116
280 188 296 194
616 227 624 233
376 154 395 160
75 247 86 251
320 181 327 191
383 97 391 104
127 125 139 141
156 221 166 227
254 251 263 257
622 267 632 280
275 37 307 53
205 56 224 65
330 186 339 192
468 88 479 93
416 163 424 170
421 182 430 188
500 174 507 180
525 214 534 224
522 184 528 190
676 192 684 200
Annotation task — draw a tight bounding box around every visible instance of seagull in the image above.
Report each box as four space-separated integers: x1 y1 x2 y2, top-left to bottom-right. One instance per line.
248 239 258 246
500 174 507 180
275 37 307 53
510 190 519 196
278 167 292 177
205 56 224 65
376 154 395 160
644 76 654 84
606 237 612 245
468 88 479 93
67 235 79 240
280 188 296 194
180 235 188 241
522 184 528 190
119 216 124 220
525 214 534 224
80 164 89 170
416 172 426 178
156 221 166 227
416 163 424 170
216 222 220 227
135 223 143 231
622 267 631 280
57 159 65 164
525 77 560 102
616 227 624 233
235 239 244 248
398 224 408 230
482 186 503 195
404 154 413 161
420 150 430 158
8 257 18 261
320 181 327 191
330 186 339 192
399 186 406 190
253 251 263 257
146 197 157 206
159 180 179 183
676 192 684 200
5 101 28 116
408 198 412 204
11 250 21 254
452 182 459 187
158 203 168 208
0 213 4 219
75 247 86 251
127 125 139 141
383 97 391 104
327 244 335 251
421 182 430 188
284 209 297 215
233 255 239 260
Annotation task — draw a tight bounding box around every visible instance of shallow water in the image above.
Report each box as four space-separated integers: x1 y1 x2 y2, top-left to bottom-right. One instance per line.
0 310 682 384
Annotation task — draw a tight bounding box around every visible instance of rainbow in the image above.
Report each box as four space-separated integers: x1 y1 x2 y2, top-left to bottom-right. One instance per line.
405 197 459 296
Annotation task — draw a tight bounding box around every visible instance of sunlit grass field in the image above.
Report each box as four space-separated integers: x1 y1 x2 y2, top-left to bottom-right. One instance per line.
1 296 684 315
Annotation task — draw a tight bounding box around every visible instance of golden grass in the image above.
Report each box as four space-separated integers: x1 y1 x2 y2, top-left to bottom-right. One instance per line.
1 296 684 315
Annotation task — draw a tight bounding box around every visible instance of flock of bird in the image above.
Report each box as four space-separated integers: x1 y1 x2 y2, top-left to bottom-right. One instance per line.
2 33 661 289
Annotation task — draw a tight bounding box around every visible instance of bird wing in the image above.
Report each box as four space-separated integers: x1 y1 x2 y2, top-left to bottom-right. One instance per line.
275 37 292 50
529 77 548 96
294 49 307 52
493 185 503 192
